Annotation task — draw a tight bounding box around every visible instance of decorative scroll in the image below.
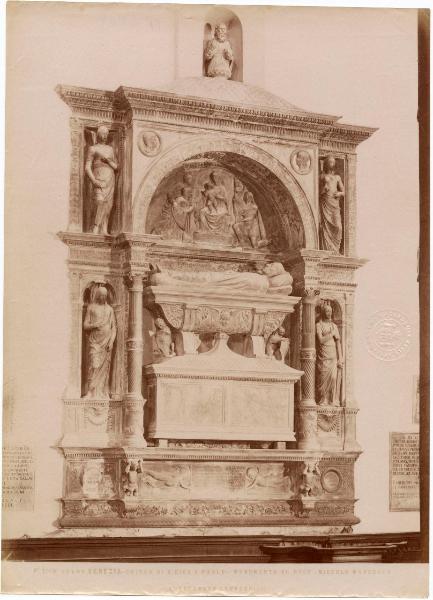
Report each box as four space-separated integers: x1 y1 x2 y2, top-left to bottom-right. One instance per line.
159 303 185 330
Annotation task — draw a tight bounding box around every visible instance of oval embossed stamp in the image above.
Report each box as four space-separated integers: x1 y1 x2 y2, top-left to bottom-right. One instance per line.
367 309 411 361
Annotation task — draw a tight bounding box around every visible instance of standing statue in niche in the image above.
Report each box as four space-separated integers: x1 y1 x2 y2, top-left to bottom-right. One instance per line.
204 23 234 79
319 155 344 253
83 286 117 400
316 304 343 406
85 125 118 235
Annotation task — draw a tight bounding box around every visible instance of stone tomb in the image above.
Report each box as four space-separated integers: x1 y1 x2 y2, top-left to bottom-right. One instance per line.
57 74 373 532
144 277 301 443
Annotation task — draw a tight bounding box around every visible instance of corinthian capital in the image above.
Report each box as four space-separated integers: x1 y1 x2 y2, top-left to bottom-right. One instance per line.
303 287 320 298
124 272 145 290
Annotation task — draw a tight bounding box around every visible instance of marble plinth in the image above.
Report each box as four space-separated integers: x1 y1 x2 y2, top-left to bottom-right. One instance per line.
60 447 359 529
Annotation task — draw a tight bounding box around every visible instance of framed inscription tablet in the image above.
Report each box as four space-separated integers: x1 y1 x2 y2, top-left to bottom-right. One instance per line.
389 433 420 512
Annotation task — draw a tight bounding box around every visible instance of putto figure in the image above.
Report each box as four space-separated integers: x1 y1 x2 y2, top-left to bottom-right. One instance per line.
316 304 343 406
85 125 118 235
265 326 288 360
83 286 117 399
319 155 344 253
204 23 234 79
152 318 175 358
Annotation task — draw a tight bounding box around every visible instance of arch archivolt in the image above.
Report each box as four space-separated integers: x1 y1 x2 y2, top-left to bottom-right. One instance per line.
133 135 318 249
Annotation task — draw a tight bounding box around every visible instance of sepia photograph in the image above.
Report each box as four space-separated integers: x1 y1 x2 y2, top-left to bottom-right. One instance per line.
2 1 428 596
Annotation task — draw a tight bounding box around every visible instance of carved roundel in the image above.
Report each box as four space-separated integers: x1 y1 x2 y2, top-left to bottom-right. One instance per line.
138 130 161 157
321 469 342 493
290 149 312 175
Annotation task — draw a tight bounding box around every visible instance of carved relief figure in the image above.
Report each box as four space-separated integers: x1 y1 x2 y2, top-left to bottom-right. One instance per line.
246 465 291 489
316 304 343 406
124 460 141 496
85 125 118 235
149 170 275 249
152 318 175 358
319 155 344 253
199 172 231 234
300 461 321 497
83 286 116 400
233 191 269 249
265 326 287 360
291 149 311 175
140 465 191 489
150 262 293 295
182 171 194 202
232 179 245 219
204 23 234 79
153 188 195 241
138 130 161 157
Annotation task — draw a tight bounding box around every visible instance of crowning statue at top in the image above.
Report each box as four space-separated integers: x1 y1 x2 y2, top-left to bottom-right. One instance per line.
204 23 234 79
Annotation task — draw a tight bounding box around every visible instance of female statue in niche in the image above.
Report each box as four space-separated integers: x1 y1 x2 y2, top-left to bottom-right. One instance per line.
83 286 117 400
85 125 118 235
204 23 234 79
316 304 343 406
319 155 344 253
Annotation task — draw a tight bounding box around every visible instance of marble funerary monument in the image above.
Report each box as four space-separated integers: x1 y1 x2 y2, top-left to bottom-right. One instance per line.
56 13 375 534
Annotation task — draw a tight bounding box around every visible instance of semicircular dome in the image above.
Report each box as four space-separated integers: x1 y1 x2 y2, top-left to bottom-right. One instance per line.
157 77 305 114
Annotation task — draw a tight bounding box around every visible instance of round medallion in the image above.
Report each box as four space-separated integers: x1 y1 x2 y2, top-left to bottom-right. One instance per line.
367 309 411 361
321 469 342 493
290 149 312 174
138 130 161 157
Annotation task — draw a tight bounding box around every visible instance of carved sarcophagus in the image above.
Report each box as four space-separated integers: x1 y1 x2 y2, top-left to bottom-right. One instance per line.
145 334 302 443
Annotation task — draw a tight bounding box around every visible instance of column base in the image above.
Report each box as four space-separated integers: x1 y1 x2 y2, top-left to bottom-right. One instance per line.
297 402 321 450
122 394 147 448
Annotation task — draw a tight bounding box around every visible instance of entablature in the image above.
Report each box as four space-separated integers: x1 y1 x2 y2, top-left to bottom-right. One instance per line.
56 84 377 151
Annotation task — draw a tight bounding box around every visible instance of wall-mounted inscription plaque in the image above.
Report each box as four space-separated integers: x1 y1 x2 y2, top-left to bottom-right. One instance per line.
2 445 35 511
389 432 419 512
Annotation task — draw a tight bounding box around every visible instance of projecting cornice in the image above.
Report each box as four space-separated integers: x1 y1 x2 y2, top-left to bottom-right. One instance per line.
56 83 377 150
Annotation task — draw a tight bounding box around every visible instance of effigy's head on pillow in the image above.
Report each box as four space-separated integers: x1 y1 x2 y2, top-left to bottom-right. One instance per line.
263 262 293 294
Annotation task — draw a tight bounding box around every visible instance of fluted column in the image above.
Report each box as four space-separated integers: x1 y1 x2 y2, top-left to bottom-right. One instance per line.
123 273 146 447
297 288 320 450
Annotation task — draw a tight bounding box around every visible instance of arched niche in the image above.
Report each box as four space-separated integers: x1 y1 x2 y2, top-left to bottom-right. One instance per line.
134 137 317 250
202 7 243 82
316 298 343 332
81 282 117 399
315 298 344 407
82 127 120 235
